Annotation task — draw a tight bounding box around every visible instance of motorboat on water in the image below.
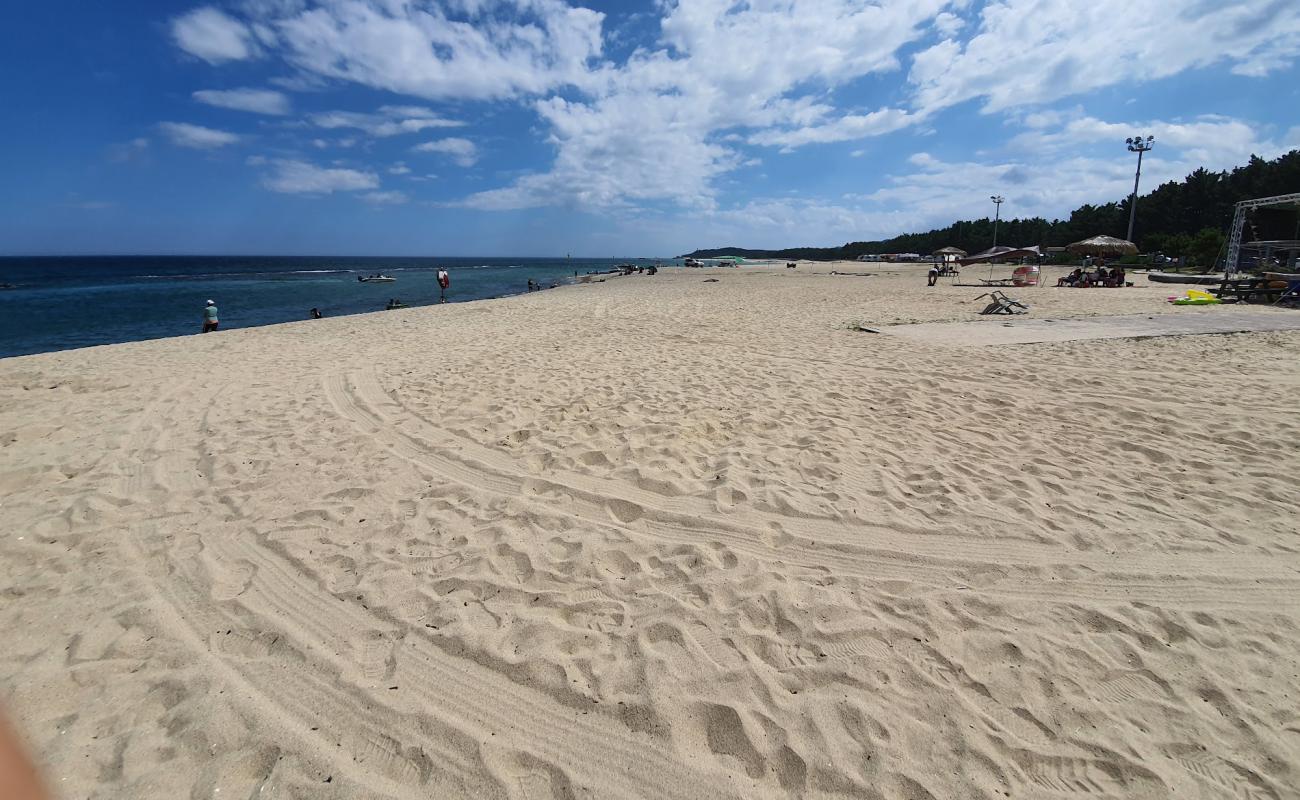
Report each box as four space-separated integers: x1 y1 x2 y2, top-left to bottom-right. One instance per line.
357 274 397 283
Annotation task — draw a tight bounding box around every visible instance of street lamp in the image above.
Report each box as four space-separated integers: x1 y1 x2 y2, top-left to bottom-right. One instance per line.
1125 135 1154 243
990 195 1005 248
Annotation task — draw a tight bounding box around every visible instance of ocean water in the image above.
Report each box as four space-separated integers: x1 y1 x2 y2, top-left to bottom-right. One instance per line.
0 256 667 358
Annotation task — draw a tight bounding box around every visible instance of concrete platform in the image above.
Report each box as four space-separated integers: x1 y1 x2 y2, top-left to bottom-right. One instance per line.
884 309 1300 346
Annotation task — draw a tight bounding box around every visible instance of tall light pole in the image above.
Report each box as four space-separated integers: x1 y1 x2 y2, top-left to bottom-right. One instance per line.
1125 135 1154 243
990 195 1005 248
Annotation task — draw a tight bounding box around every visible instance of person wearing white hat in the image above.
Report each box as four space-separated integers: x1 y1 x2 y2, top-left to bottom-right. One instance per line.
202 299 219 333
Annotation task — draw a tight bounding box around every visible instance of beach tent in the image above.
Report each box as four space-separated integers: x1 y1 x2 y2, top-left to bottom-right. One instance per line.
933 246 967 264
958 245 1042 266
1066 235 1138 256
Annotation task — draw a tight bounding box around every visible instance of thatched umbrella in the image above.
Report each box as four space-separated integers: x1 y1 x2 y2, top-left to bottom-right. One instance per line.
1067 235 1137 256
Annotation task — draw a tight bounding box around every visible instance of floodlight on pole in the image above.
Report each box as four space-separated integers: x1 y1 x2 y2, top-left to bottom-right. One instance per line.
990 195 1005 248
1125 135 1154 244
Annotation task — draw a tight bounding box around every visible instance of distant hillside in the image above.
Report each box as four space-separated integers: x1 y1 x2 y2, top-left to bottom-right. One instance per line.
684 150 1300 266
677 246 840 260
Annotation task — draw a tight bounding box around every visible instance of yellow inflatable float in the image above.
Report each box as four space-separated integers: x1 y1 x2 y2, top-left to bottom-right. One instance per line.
1171 289 1220 306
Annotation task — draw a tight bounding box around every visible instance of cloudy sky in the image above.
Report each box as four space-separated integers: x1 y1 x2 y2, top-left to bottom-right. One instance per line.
4 0 1299 256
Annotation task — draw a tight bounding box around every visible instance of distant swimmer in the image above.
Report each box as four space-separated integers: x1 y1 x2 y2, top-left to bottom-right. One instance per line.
310 307 322 319
202 300 219 333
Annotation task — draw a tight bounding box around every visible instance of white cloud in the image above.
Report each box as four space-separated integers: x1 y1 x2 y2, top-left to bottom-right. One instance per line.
465 0 951 210
268 0 604 100
462 93 738 211
193 87 290 115
860 115 1299 235
108 137 150 163
166 0 1300 220
158 121 241 148
309 106 462 137
268 72 328 91
259 159 379 193
749 108 920 150
909 0 1300 115
932 12 964 37
413 137 478 167
172 7 258 64
713 198 887 243
1007 114 1287 171
864 154 1124 227
361 190 409 205
388 163 411 175
684 111 1299 250
173 0 952 211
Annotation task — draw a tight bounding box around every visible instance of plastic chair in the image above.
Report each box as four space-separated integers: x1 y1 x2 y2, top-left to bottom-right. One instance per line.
974 290 1029 315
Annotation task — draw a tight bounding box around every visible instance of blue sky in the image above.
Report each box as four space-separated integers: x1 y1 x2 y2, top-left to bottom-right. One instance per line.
3 0 1298 256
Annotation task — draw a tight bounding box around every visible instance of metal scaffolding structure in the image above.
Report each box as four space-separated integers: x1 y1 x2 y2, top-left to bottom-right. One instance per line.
1225 192 1300 276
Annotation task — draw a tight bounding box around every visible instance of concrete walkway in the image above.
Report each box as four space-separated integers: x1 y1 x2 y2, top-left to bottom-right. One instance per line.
885 308 1300 346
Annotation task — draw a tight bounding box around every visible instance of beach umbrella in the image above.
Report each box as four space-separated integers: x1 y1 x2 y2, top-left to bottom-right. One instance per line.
1066 235 1138 256
933 246 967 256
960 245 1028 264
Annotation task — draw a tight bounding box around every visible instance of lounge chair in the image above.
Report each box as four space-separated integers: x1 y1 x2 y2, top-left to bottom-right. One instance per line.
973 290 1029 315
1276 280 1300 307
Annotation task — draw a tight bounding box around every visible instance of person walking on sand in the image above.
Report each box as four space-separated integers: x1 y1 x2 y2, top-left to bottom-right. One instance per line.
202 300 219 333
437 268 450 303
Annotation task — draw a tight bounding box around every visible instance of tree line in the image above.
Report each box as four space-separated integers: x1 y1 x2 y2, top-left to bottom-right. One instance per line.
685 149 1300 267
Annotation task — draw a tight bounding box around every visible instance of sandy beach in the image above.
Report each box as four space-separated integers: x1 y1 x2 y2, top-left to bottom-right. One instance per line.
2 261 1298 799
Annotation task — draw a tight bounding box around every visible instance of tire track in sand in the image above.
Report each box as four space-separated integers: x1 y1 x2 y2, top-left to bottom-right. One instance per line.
112 383 490 798
324 369 1300 612
352 368 1295 585
117 377 746 800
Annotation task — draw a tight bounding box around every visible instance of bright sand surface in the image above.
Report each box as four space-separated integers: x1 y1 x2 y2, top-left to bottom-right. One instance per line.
2 261 1299 799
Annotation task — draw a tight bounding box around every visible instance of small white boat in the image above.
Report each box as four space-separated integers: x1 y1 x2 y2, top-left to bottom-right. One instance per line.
357 274 396 283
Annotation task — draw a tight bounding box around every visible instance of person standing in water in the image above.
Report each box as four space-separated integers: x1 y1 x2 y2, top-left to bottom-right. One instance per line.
437 268 450 303
202 300 219 333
